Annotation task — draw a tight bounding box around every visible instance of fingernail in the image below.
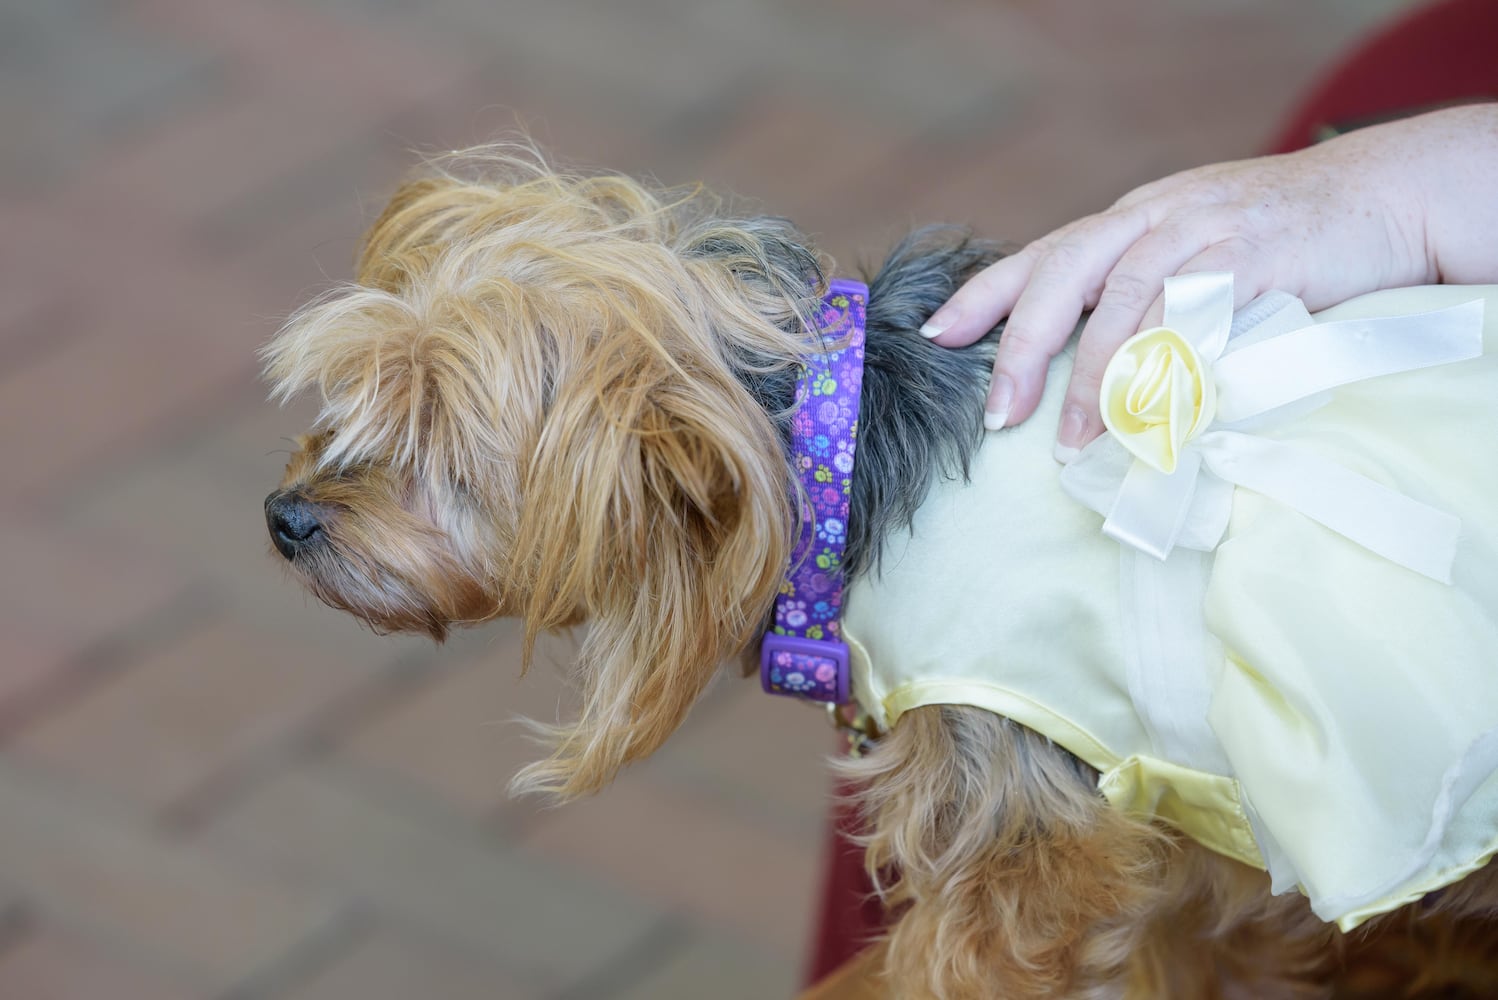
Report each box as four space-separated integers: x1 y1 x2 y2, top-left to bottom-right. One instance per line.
983 374 1014 431
1054 404 1087 464
919 304 960 339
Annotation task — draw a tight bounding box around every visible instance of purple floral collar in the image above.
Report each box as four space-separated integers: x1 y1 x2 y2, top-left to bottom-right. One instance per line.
760 278 867 703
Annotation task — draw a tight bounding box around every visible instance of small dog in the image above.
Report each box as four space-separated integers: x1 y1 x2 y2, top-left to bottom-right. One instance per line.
264 149 1498 998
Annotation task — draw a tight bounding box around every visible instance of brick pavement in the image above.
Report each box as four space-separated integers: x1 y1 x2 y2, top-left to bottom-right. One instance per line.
0 0 1404 996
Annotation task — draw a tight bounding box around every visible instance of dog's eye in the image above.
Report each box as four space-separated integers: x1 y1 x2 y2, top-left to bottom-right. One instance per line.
332 463 371 483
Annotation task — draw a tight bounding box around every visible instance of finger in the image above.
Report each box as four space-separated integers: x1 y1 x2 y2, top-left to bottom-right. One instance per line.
1130 236 1273 327
921 250 1037 347
1126 239 1276 346
1053 210 1236 458
1138 291 1165 331
927 212 1123 346
922 212 1120 346
1173 237 1279 309
986 207 1154 429
1070 241 1276 458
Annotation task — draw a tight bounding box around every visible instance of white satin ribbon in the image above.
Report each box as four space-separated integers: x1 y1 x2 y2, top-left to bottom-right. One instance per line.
1164 270 1233 361
1196 431 1463 584
1069 273 1484 584
1214 303 1486 423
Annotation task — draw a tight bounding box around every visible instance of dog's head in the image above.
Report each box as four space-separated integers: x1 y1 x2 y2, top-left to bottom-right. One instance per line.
263 150 823 796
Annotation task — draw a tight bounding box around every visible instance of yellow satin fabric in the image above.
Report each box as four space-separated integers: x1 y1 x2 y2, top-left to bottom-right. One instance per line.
844 285 1498 929
1100 325 1216 474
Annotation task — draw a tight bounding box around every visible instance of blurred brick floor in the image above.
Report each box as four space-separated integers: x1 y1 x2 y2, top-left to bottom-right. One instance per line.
0 1 1406 997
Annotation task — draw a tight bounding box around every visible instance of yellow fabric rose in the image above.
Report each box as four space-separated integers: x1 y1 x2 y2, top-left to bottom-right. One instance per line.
1100 327 1217 474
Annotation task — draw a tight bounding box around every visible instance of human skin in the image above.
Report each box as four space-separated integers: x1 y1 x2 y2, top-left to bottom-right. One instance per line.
921 103 1498 460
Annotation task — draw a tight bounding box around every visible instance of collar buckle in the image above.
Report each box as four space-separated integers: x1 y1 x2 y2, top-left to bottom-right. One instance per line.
760 633 850 703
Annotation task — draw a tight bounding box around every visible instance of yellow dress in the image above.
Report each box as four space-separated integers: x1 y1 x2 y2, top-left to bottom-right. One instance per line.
843 282 1498 929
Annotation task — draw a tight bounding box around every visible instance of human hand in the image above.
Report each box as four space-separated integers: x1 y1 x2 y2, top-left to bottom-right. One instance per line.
921 104 1498 461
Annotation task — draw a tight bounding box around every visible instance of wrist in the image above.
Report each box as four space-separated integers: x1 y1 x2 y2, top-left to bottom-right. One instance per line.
1419 104 1498 284
1326 112 1443 289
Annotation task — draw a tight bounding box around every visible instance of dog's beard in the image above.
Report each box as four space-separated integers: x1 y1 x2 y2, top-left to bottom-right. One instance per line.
283 525 490 640
270 444 501 640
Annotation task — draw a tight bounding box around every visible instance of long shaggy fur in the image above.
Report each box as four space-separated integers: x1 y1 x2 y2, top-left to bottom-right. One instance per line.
265 148 1498 997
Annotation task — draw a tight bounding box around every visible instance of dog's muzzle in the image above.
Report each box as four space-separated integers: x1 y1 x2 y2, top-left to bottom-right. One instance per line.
265 491 324 560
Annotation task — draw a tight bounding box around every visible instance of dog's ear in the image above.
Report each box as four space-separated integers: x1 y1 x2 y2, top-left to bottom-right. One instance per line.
508 339 793 799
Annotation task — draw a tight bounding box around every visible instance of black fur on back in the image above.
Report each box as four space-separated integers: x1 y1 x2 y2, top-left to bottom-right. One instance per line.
730 224 1005 579
849 226 1003 576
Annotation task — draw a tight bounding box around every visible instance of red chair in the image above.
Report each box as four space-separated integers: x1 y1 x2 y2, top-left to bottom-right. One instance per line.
1268 0 1498 154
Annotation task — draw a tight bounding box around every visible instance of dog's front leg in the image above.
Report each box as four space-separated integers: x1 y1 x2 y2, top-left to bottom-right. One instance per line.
840 705 1169 999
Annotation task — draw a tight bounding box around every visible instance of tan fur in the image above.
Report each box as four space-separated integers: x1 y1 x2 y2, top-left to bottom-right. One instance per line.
266 150 1498 996
266 151 816 798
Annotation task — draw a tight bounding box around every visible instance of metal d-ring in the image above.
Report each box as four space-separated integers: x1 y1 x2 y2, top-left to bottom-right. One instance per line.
826 701 881 758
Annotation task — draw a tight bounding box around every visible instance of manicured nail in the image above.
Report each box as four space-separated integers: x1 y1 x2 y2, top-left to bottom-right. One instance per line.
1053 404 1087 464
919 304 960 339
983 374 1014 431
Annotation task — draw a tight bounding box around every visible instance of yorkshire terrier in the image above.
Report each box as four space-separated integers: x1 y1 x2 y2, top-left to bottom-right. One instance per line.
264 149 1498 998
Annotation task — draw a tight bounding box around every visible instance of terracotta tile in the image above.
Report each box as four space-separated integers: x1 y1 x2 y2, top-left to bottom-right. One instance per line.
0 234 273 503
44 91 370 235
683 92 913 232
369 0 757 140
0 281 69 363
651 682 839 840
0 628 73 731
280 925 537 1000
133 0 465 111
518 763 821 957
202 759 664 994
892 115 1168 250
0 502 185 736
194 136 407 293
0 1 219 192
13 619 380 810
47 4 460 235
611 926 801 1000
0 923 196 1000
0 758 338 992
0 506 180 652
338 628 579 819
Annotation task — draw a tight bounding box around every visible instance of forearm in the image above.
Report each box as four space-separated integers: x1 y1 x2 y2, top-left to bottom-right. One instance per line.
1401 103 1498 285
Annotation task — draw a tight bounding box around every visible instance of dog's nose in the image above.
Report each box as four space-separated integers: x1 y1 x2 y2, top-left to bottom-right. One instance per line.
265 491 323 559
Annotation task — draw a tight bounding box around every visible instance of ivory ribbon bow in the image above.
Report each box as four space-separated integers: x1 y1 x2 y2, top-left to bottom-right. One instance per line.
1062 272 1484 583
